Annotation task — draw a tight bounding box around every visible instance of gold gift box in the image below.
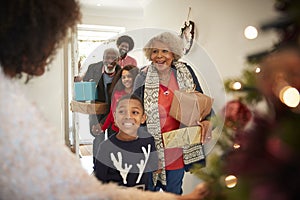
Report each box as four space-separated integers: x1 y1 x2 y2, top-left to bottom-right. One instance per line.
162 126 202 148
70 100 108 115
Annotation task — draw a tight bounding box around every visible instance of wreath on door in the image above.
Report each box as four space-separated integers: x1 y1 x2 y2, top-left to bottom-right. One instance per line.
180 20 195 55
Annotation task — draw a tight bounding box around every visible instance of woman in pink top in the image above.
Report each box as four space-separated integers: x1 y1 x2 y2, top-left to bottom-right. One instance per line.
101 65 139 132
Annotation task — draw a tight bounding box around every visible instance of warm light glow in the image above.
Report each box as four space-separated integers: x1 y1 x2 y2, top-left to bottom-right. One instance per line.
233 143 240 149
244 26 258 39
255 67 261 73
232 81 242 90
225 175 238 188
279 86 300 108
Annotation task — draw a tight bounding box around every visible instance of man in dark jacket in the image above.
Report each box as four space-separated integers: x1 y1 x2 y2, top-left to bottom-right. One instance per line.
83 47 121 167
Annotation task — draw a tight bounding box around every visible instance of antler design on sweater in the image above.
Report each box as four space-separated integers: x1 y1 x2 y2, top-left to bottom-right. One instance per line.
110 152 132 184
136 144 151 184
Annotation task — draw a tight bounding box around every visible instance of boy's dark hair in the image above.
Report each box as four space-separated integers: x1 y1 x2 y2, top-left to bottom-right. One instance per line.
116 94 144 113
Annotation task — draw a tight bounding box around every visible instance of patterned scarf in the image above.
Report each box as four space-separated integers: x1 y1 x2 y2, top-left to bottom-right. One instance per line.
144 61 195 185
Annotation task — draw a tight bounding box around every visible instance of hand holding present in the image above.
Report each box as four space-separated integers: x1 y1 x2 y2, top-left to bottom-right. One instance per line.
197 120 212 143
92 123 103 135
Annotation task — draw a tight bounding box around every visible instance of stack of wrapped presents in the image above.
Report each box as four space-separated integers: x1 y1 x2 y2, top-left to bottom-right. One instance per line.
70 82 108 115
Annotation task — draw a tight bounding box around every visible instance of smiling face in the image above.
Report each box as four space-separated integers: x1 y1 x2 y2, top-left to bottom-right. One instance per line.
114 98 146 137
118 42 130 57
150 41 175 73
121 70 134 90
103 51 118 74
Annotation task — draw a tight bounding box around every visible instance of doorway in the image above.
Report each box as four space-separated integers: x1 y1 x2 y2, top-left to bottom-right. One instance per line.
69 24 125 168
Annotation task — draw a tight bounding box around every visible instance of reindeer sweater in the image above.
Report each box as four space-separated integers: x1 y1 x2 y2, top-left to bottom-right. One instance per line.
94 130 158 190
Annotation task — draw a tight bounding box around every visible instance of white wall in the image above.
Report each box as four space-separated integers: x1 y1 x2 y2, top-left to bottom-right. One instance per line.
19 48 65 140
80 5 144 30
143 0 278 79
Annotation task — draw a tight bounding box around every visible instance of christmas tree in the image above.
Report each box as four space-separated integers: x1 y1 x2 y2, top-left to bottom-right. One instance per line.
191 0 300 199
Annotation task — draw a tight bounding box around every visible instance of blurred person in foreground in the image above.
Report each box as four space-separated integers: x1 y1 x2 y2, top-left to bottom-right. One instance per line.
0 0 208 199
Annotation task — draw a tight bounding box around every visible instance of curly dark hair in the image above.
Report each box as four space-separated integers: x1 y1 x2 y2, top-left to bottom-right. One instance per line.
0 0 81 77
116 35 134 52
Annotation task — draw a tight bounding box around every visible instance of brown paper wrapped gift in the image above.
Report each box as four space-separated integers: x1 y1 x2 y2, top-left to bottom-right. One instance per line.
70 100 108 115
169 90 213 126
163 126 202 148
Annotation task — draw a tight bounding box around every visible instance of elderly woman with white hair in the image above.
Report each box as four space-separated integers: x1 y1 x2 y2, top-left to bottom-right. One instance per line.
134 32 212 195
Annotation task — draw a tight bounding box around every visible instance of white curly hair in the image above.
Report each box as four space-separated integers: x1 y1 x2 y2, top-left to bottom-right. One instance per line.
143 32 184 61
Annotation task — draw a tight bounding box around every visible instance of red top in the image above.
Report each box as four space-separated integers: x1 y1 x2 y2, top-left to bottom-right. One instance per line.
118 55 137 68
102 90 127 132
159 72 184 170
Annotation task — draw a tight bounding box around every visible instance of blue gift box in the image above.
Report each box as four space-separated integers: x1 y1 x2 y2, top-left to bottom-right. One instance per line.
74 82 98 101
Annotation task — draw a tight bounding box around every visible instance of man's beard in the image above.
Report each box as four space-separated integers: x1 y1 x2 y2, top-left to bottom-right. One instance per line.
104 65 116 74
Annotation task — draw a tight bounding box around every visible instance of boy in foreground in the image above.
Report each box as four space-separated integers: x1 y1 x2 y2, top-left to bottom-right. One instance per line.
94 94 158 190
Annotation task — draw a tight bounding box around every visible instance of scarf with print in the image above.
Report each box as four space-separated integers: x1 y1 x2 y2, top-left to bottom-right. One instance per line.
144 61 203 186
